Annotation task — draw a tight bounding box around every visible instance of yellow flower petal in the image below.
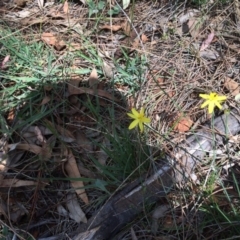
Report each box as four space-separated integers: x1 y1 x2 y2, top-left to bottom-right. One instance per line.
199 94 210 99
127 113 136 119
128 119 139 130
139 122 144 132
131 108 139 117
140 108 144 115
142 117 151 123
215 96 227 101
208 102 215 114
201 100 210 108
215 101 222 110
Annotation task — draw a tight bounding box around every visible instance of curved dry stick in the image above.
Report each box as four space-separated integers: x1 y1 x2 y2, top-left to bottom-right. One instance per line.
72 110 240 240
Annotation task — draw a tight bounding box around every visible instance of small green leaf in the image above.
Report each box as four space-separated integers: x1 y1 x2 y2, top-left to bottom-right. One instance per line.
73 68 91 74
98 1 105 10
108 5 120 16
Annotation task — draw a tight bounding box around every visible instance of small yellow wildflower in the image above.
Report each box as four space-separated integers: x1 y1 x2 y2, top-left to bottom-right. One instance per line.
127 108 150 132
199 92 227 114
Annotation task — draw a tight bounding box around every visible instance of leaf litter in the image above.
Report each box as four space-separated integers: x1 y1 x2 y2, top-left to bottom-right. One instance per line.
1 0 240 239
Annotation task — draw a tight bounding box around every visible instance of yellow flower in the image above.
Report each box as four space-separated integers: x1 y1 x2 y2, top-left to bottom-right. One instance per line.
127 108 150 132
199 92 227 114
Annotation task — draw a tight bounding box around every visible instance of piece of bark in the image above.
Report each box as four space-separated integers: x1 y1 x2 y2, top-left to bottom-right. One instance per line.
72 165 173 239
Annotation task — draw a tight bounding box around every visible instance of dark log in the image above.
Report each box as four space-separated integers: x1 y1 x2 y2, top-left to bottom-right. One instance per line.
72 110 240 240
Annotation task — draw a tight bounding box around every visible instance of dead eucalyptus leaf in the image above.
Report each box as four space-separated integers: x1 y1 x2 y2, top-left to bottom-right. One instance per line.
141 34 148 43
56 125 76 143
75 131 93 152
130 227 138 240
73 227 100 240
224 78 240 96
65 150 89 204
0 179 48 188
102 61 114 78
100 25 122 31
1 55 10 69
8 143 43 155
41 32 57 46
57 205 69 217
40 96 51 105
63 0 69 14
121 21 131 36
174 116 193 132
34 126 46 144
67 86 119 102
200 32 215 51
88 68 98 88
66 193 87 223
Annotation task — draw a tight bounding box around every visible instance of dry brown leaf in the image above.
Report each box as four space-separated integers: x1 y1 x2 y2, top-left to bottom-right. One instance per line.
40 96 51 105
68 78 81 95
174 116 193 132
65 150 89 204
68 43 82 51
168 90 175 97
131 227 138 240
41 32 57 46
47 8 65 18
40 32 65 51
56 125 76 142
8 143 43 155
141 34 148 43
224 78 240 96
188 17 201 38
199 49 219 60
178 10 199 24
11 141 51 161
67 86 119 102
57 204 69 217
63 0 69 14
157 77 164 84
0 157 8 186
44 85 53 91
132 39 139 49
75 131 93 152
89 68 98 88
21 16 48 26
73 227 100 240
100 25 122 32
200 32 215 51
0 179 47 188
102 61 114 78
66 193 87 223
1 55 10 69
97 138 110 166
151 205 170 235
55 40 66 51
34 126 46 144
7 108 15 121
14 0 28 7
121 21 131 36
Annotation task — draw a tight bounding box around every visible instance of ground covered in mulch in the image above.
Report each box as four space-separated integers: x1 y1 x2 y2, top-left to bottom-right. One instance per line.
0 0 240 239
